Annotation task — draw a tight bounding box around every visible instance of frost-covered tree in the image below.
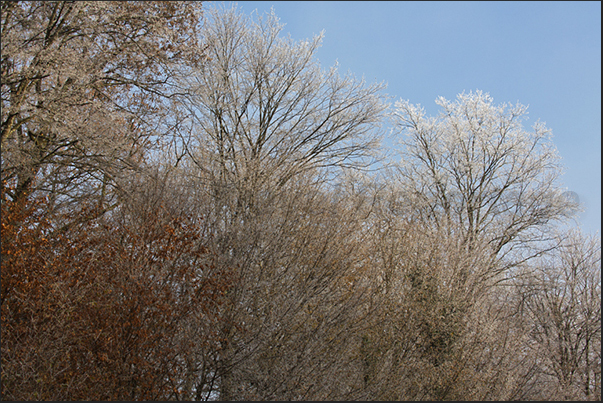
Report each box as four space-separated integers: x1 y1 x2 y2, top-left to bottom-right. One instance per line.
179 4 387 215
173 4 388 400
1 3 211 399
515 230 601 400
1 1 205 213
357 90 585 400
390 90 579 276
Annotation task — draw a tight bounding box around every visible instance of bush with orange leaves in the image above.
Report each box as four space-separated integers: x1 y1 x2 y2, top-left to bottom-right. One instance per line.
1 181 234 400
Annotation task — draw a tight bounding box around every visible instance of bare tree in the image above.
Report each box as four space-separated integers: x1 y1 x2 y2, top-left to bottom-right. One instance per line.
161 164 380 401
353 90 584 400
1 1 204 214
515 230 601 400
168 5 388 399
1 2 214 400
179 4 387 216
390 90 578 276
356 209 511 400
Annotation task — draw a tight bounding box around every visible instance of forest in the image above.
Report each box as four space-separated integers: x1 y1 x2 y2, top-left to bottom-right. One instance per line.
1 1 600 400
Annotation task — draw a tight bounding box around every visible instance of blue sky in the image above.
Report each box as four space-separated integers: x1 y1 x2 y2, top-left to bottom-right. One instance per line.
219 1 601 235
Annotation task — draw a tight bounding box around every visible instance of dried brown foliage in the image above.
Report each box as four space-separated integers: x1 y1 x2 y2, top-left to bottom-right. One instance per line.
1 180 234 400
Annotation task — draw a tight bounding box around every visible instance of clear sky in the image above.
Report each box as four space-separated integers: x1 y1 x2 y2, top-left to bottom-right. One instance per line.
218 1 601 235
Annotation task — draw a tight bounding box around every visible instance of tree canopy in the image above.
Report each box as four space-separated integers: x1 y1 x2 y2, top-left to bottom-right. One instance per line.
1 3 599 401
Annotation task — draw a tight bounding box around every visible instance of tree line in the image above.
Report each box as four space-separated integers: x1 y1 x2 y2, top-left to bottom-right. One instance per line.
1 2 600 400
